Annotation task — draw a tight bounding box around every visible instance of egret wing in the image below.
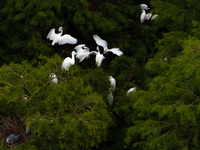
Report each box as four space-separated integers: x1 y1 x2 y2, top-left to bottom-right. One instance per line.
74 44 86 53
106 48 123 56
76 51 88 62
151 14 158 21
89 51 97 56
145 13 152 20
140 4 149 10
58 34 78 45
47 28 55 40
93 34 108 50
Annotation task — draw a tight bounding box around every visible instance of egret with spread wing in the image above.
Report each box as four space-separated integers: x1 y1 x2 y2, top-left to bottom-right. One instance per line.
93 34 123 56
47 27 77 46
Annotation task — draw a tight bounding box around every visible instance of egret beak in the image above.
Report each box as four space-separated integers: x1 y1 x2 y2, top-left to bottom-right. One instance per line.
62 27 64 30
106 76 110 78
104 49 107 53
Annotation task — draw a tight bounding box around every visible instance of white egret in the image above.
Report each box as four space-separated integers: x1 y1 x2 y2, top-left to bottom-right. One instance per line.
140 4 150 10
47 27 78 46
107 91 114 106
74 44 89 54
145 13 152 20
61 51 77 71
93 34 108 51
127 87 136 96
76 50 97 62
151 14 158 21
140 10 146 23
74 44 96 62
93 34 123 56
108 76 116 91
6 134 20 144
49 73 58 84
95 46 105 67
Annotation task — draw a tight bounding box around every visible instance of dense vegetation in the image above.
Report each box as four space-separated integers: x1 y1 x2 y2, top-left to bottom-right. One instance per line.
1 0 200 149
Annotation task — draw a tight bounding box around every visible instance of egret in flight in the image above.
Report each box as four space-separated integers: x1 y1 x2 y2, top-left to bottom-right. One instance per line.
47 27 78 45
74 44 89 54
61 51 77 71
93 34 123 56
75 44 96 62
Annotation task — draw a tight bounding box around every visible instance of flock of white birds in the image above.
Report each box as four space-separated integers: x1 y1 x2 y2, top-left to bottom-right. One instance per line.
46 4 157 105
140 4 158 23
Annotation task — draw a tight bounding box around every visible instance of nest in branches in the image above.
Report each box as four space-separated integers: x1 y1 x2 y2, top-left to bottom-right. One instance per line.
0 115 27 148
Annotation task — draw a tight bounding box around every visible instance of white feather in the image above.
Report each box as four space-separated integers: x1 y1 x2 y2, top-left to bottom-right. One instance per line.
140 4 150 10
47 27 77 45
61 51 76 71
93 34 108 50
151 14 158 21
140 10 146 23
104 48 123 56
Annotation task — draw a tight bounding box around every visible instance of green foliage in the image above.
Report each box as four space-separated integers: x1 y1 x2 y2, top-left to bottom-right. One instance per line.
2 0 200 149
123 35 200 149
0 54 114 149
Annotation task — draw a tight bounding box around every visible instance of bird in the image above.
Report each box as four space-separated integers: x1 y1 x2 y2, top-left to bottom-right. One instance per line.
127 87 136 96
74 44 90 54
95 46 105 67
49 73 58 84
93 34 108 51
103 48 123 56
140 10 146 23
145 13 152 20
140 4 150 10
151 14 158 21
47 27 78 46
108 76 116 91
76 50 97 62
75 44 97 62
61 51 77 71
6 134 20 144
93 34 123 56
107 91 114 106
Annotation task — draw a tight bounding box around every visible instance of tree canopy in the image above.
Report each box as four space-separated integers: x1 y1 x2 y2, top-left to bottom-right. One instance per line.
1 0 200 149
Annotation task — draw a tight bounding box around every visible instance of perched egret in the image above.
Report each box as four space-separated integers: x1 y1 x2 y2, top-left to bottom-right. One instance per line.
108 76 116 91
47 27 78 45
49 73 58 84
127 87 136 96
151 14 158 21
140 10 146 23
6 134 20 144
93 34 123 56
145 13 152 20
140 4 150 10
95 46 105 67
61 51 77 71
107 91 114 106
